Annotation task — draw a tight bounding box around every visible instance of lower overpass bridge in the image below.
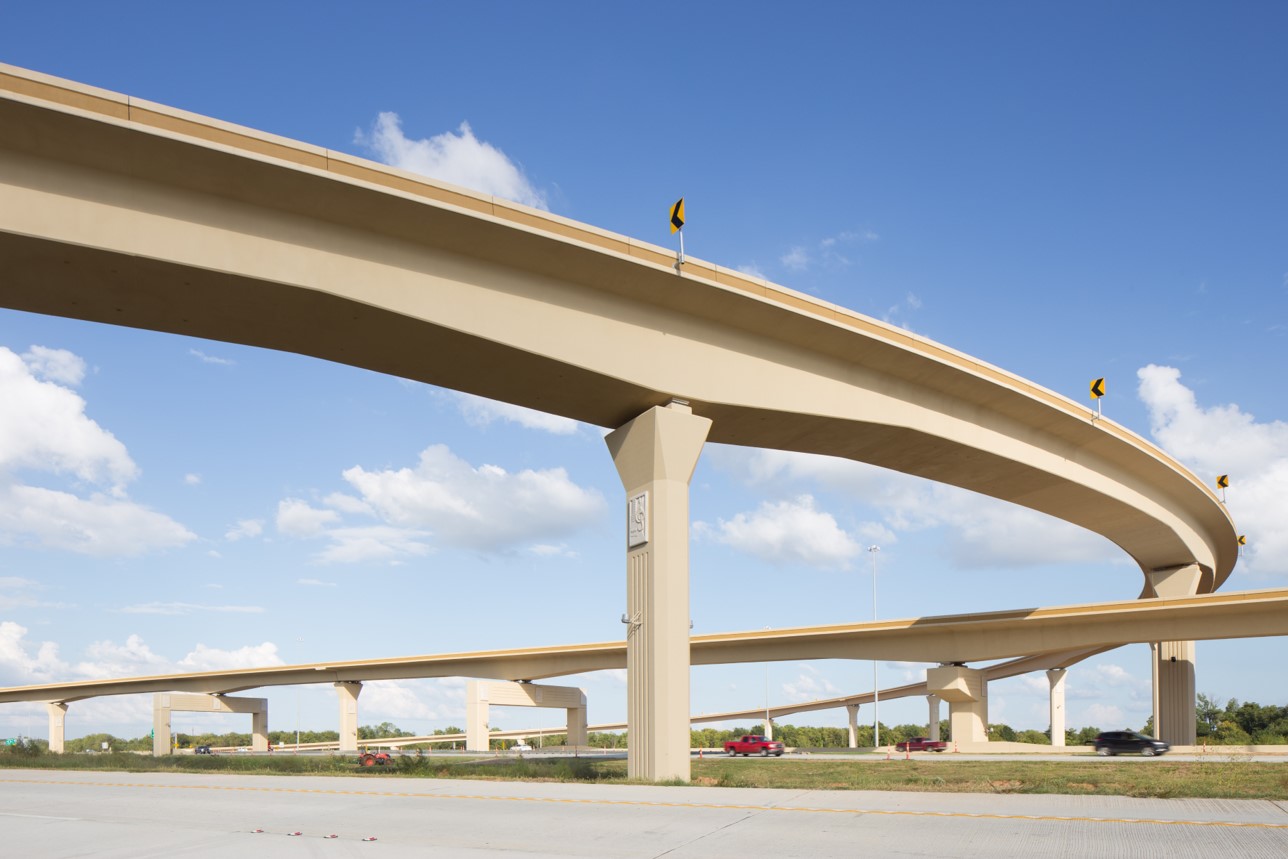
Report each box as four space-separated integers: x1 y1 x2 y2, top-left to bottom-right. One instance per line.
4 587 1286 756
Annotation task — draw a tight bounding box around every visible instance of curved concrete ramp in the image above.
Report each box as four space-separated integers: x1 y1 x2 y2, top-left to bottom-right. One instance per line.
0 64 1236 590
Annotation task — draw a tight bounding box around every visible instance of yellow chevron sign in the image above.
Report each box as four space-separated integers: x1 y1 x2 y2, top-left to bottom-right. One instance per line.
1090 377 1105 399
670 198 685 233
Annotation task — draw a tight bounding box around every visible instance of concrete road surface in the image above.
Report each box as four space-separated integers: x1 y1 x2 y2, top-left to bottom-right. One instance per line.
1 769 1286 857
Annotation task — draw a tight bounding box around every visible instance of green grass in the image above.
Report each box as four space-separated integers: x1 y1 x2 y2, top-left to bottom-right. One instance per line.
2 752 1285 799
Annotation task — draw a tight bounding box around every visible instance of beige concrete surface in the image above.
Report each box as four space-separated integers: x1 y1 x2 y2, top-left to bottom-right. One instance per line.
465 681 587 751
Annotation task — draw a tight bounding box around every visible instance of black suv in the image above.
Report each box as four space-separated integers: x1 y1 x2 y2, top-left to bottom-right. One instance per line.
1092 731 1169 756
194 744 212 755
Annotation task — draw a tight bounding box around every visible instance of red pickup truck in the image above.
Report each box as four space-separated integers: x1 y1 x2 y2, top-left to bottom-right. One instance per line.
723 734 785 757
894 737 947 752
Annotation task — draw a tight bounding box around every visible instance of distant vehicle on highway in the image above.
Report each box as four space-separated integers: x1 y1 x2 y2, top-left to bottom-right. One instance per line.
511 743 533 751
1092 731 1170 756
194 745 212 755
895 737 948 752
723 735 784 757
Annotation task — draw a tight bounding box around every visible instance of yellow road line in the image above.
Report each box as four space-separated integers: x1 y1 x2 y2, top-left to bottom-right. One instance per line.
3 778 1286 830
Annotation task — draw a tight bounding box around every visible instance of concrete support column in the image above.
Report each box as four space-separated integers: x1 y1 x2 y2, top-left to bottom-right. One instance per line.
47 702 68 754
152 696 173 756
846 704 860 749
251 709 270 752
465 679 490 751
926 665 988 746
567 706 588 747
764 718 773 742
606 402 711 783
927 695 941 742
335 682 362 753
1047 669 1067 747
1147 564 1202 746
1156 641 1197 745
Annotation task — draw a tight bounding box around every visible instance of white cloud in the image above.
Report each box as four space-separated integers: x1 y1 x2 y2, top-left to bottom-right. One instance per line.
454 392 579 435
74 634 167 679
188 349 234 366
0 346 134 489
313 525 434 565
781 666 840 702
709 447 1115 570
338 444 604 554
737 263 766 279
225 519 264 541
297 577 337 587
0 621 67 685
357 112 547 210
276 499 340 538
0 485 195 556
695 495 862 570
780 246 810 271
184 473 202 486
118 602 265 615
359 678 467 722
528 543 578 558
0 346 194 556
1138 364 1288 578
177 642 282 671
21 346 85 386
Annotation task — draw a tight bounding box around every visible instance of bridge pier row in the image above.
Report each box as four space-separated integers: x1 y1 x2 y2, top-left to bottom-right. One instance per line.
465 680 588 751
335 682 362 753
847 704 860 748
1147 565 1202 746
606 401 711 782
47 702 67 753
926 665 988 746
1047 669 1067 746
927 694 941 742
151 693 268 756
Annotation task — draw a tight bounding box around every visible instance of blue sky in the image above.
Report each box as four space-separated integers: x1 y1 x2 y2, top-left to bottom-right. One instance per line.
1 3 1286 742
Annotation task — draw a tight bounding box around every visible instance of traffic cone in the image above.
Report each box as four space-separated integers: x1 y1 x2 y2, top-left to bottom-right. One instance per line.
904 744 910 761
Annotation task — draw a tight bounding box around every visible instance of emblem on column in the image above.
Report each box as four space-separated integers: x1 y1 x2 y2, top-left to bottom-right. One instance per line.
627 491 649 548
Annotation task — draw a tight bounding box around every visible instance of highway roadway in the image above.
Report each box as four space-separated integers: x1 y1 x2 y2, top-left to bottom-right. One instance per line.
2 770 1286 857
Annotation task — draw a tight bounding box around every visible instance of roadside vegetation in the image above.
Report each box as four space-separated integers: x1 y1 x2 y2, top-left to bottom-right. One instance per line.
1 740 1285 799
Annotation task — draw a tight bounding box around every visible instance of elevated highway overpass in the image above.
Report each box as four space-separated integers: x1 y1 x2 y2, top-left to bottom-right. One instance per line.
0 64 1242 778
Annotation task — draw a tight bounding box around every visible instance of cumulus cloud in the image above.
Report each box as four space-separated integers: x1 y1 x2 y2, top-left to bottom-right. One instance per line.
781 665 841 702
339 444 604 553
0 346 134 489
177 642 283 672
0 346 194 555
1138 365 1288 578
694 495 863 570
357 112 547 210
454 392 579 435
225 519 264 541
708 447 1115 570
0 621 67 685
276 499 341 538
21 346 86 386
359 678 466 722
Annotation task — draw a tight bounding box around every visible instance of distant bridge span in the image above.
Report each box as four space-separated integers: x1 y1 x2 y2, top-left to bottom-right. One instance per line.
0 65 1242 776
2 588 1283 705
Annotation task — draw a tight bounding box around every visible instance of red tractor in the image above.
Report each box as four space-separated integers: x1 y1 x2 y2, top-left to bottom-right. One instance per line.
358 751 393 767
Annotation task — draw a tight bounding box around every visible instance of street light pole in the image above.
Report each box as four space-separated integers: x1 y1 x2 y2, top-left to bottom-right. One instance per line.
868 545 880 749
